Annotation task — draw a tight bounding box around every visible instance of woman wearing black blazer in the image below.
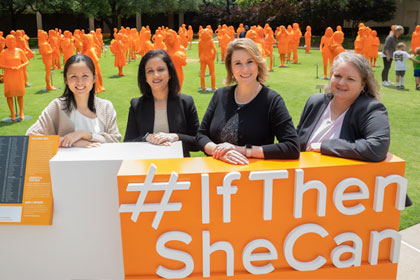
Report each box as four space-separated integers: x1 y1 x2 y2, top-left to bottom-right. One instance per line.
297 52 389 162
124 49 199 157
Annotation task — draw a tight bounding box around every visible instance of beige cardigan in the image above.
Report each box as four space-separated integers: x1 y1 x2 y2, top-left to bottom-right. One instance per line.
26 97 121 143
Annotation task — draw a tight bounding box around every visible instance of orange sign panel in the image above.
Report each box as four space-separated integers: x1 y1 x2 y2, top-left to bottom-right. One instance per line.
117 153 406 279
0 135 59 225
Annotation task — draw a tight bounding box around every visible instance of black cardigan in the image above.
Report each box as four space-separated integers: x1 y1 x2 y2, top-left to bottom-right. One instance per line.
196 85 300 159
296 93 390 162
124 93 199 157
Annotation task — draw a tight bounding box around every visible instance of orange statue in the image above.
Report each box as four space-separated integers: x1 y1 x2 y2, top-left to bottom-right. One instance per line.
246 29 265 58
329 31 345 60
15 30 33 87
153 34 166 51
0 31 6 53
289 23 302 64
165 29 187 91
320 27 334 79
83 34 105 93
237 23 245 37
198 28 217 91
187 25 194 50
73 29 83 54
411 25 420 54
178 24 188 49
110 33 127 76
368 30 380 67
0 35 29 121
61 30 75 64
264 26 276 71
286 25 293 61
304 26 312 53
48 30 61 69
38 30 56 91
276 25 289 67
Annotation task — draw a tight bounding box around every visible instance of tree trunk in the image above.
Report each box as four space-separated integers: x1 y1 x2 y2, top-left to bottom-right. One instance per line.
168 11 174 29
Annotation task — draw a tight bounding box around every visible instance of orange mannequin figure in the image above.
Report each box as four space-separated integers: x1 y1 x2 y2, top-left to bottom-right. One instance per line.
73 29 83 53
264 26 276 71
336 26 344 36
320 27 334 79
110 33 127 76
91 30 101 58
369 30 380 67
0 35 28 121
95 28 104 54
48 30 61 69
354 27 363 55
364 27 373 60
15 30 33 87
61 30 75 65
0 31 4 82
329 31 345 60
83 34 105 93
198 28 217 91
179 24 188 49
154 34 166 51
165 29 187 91
38 31 56 91
276 25 289 67
0 31 5 53
290 23 302 63
187 26 194 50
286 25 293 61
411 25 420 53
141 30 154 56
237 23 245 37
246 29 266 58
137 27 147 56
128 28 137 61
219 29 233 61
304 26 312 53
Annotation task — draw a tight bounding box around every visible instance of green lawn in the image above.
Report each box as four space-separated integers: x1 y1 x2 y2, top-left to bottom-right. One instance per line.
0 43 418 229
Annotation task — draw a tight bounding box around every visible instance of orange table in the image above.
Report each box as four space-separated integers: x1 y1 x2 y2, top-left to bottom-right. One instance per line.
118 153 406 279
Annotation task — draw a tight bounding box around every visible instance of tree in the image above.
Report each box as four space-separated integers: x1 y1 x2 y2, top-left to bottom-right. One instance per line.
0 0 35 30
344 0 396 30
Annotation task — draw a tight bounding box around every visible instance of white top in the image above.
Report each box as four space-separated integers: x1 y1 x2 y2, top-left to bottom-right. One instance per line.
306 103 348 151
69 109 105 134
393 50 410 71
153 109 170 133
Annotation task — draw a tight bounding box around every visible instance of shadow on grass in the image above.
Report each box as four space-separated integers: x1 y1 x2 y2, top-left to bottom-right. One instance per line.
109 75 126 79
35 88 60 94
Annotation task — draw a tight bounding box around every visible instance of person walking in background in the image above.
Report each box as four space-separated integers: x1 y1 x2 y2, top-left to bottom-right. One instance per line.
382 25 404 86
393 42 418 90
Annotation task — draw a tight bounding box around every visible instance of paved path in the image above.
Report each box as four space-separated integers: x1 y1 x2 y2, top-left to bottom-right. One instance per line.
398 223 420 279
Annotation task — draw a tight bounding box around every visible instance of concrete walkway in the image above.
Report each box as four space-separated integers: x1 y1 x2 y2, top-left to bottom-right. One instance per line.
398 223 420 279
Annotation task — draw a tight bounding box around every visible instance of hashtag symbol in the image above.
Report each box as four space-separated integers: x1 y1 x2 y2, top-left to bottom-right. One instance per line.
119 163 190 230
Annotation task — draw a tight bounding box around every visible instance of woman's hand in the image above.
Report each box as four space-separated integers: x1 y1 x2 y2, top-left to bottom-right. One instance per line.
309 143 321 153
219 150 249 165
212 142 237 159
72 139 101 148
60 131 91 147
146 132 179 146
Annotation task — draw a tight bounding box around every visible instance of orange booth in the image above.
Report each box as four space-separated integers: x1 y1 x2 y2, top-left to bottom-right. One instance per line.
118 153 406 279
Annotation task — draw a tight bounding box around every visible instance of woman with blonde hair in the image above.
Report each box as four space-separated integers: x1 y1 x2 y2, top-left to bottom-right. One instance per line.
197 38 299 165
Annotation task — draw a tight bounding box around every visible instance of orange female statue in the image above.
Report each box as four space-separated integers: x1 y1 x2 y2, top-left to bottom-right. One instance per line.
15 30 33 87
198 28 217 91
61 30 75 65
369 30 380 67
264 26 276 71
329 31 345 60
290 23 302 63
0 35 29 121
165 29 187 91
304 26 312 53
411 25 420 54
187 25 194 50
110 33 127 76
48 30 61 69
276 25 289 67
320 27 334 79
83 34 105 93
38 30 57 91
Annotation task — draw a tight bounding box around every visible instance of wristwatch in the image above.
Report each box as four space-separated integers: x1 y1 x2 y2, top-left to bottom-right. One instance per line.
142 132 149 142
246 144 252 158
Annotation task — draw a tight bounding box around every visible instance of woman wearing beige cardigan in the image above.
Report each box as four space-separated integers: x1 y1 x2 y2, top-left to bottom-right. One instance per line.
26 54 121 147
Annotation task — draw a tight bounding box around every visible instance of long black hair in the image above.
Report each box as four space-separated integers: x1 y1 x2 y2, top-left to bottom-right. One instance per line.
138 49 180 98
61 54 96 112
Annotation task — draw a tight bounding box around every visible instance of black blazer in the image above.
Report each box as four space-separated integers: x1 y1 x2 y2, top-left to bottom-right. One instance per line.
124 93 199 157
297 93 390 162
196 85 300 159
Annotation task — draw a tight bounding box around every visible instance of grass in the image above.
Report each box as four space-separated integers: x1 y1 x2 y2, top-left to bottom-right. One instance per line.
0 42 418 230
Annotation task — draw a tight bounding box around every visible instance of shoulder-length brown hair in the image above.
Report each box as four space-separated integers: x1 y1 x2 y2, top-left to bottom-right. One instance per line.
224 38 269 85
